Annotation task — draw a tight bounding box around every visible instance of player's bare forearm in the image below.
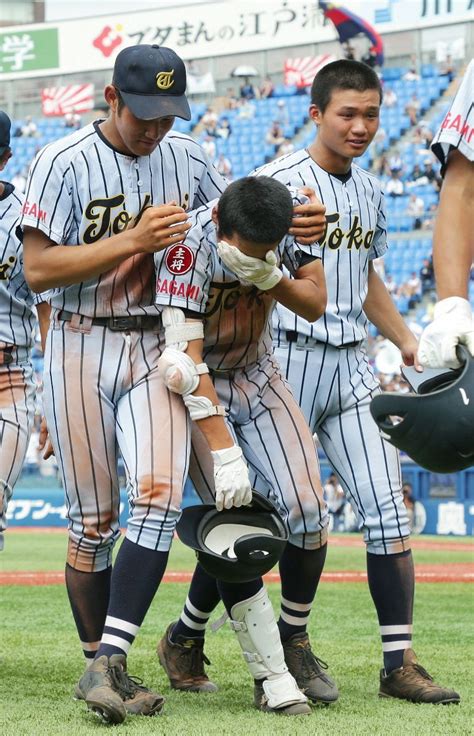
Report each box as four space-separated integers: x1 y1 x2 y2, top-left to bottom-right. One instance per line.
289 187 326 245
269 258 327 321
23 205 190 292
185 340 234 452
36 301 51 353
364 263 414 348
433 151 474 300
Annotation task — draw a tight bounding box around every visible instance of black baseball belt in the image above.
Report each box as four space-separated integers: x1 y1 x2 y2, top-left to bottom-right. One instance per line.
285 331 360 350
57 310 159 331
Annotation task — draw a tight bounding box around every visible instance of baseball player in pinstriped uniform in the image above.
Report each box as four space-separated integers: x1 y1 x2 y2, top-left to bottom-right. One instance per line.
257 60 458 703
21 45 326 724
154 176 329 714
0 110 37 552
21 45 230 725
154 177 338 707
418 60 474 369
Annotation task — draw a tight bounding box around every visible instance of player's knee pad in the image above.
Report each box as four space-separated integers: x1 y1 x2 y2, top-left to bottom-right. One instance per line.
229 587 307 709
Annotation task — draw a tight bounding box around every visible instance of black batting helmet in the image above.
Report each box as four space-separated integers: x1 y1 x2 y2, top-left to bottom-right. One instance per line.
370 346 474 473
176 492 288 583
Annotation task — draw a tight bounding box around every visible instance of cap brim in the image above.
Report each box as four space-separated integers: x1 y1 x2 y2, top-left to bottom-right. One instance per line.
121 90 191 121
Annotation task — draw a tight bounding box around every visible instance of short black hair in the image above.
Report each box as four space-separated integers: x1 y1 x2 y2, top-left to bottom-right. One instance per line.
311 59 383 112
217 176 293 246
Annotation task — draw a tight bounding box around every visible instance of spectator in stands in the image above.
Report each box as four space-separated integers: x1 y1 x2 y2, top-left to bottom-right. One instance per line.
384 273 399 296
403 57 420 81
412 120 433 149
239 78 256 100
420 257 435 294
275 99 289 127
215 152 232 179
383 86 397 108
386 168 405 197
323 473 346 531
201 134 216 160
422 159 441 188
439 54 455 83
277 138 295 157
405 93 421 126
388 149 403 172
375 153 391 177
201 106 218 128
238 98 256 119
406 193 425 229
259 75 275 99
265 121 285 149
216 116 232 140
361 46 378 69
64 110 81 129
402 271 422 309
20 115 38 137
224 87 239 110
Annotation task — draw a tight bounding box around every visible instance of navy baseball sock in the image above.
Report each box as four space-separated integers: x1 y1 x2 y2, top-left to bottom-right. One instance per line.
171 563 220 642
66 564 111 661
217 577 263 614
95 538 169 659
367 549 414 673
277 542 327 642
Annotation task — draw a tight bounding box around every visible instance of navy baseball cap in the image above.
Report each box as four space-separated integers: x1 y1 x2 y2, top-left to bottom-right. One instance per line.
112 44 191 121
0 110 11 156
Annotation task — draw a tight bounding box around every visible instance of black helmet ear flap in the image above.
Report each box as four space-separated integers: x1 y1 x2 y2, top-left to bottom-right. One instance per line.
370 345 474 473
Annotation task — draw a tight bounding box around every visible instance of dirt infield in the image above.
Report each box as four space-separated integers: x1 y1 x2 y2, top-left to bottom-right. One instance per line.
2 531 472 586
1 563 472 586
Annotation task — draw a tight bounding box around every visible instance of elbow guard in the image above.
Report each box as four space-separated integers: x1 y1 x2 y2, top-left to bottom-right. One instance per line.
158 347 209 395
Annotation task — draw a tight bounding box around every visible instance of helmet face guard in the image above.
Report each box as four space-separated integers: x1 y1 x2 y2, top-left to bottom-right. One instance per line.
176 492 288 583
370 346 474 473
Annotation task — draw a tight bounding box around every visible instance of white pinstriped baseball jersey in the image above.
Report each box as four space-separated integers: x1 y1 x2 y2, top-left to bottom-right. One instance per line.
253 154 387 347
431 60 474 167
154 195 320 371
21 125 226 318
0 183 35 349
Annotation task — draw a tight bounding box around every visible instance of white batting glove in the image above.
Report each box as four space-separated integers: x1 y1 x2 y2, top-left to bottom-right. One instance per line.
217 241 283 291
211 445 252 511
418 297 474 369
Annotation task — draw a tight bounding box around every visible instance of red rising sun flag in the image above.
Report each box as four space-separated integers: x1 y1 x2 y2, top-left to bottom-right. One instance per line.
284 53 337 88
319 1 384 66
41 84 95 117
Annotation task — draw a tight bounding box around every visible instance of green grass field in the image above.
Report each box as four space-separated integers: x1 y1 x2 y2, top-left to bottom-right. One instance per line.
1 532 473 736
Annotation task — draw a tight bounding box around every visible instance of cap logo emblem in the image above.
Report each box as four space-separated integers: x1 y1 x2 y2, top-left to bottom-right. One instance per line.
156 70 175 90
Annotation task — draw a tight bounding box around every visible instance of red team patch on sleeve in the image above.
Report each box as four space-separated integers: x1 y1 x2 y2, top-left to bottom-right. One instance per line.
165 244 194 275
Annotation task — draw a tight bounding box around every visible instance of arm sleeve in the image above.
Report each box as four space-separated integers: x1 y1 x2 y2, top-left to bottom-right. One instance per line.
369 186 388 260
431 60 474 170
154 207 212 313
21 147 74 244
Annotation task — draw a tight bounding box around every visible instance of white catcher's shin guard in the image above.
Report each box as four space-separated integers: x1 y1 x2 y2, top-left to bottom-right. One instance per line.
230 587 310 713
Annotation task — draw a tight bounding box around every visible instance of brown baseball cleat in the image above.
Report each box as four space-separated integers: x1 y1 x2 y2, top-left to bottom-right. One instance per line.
76 654 164 718
283 632 339 704
157 622 218 692
379 649 460 704
253 679 311 715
